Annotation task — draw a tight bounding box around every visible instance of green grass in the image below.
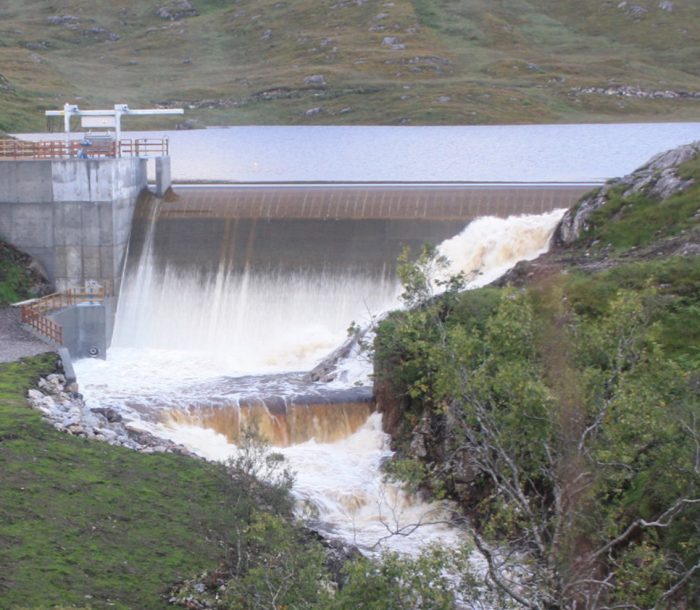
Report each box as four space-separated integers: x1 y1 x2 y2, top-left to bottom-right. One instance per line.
1 0 700 129
0 354 290 609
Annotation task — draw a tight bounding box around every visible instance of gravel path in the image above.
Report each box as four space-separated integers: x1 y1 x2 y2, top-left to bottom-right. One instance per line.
0 307 55 363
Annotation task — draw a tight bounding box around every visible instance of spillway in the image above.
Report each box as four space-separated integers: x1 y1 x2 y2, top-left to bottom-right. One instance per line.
114 183 588 365
76 182 579 554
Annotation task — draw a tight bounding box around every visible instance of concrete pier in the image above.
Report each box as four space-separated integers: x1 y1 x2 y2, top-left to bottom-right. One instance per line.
0 157 148 295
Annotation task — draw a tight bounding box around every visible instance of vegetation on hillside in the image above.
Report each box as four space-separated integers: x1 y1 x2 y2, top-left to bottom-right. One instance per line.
570 155 700 253
0 240 51 305
373 151 700 607
0 0 699 129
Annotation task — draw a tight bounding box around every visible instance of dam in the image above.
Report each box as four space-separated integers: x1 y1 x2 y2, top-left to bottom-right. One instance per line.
132 183 591 278
117 183 590 362
8 122 700 555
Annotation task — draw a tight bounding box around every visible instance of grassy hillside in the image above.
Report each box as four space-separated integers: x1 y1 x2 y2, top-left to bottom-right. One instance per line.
0 354 306 609
1 0 699 130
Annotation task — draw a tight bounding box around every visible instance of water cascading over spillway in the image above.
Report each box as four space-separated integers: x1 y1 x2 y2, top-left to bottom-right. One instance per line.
76 187 566 553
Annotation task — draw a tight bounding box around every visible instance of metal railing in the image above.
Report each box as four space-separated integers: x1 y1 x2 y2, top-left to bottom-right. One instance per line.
0 137 169 159
19 287 106 344
118 138 169 157
20 306 63 344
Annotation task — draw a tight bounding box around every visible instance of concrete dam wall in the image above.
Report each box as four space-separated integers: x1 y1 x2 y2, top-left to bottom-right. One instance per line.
115 183 591 366
1 169 589 362
0 158 147 295
161 183 592 220
133 182 591 274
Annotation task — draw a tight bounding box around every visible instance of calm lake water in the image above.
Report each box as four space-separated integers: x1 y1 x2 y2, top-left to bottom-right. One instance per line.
17 122 700 182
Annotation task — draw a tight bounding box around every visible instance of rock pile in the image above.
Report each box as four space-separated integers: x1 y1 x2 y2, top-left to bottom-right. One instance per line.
570 85 700 99
46 15 79 26
27 373 194 456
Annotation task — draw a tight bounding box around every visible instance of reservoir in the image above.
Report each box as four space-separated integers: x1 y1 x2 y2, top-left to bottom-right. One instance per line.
17 121 700 182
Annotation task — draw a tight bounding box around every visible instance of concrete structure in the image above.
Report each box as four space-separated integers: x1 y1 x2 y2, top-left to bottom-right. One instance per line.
46 103 184 149
2 162 588 362
155 157 172 197
130 183 594 294
165 183 594 220
57 346 77 385
51 303 109 361
0 157 148 294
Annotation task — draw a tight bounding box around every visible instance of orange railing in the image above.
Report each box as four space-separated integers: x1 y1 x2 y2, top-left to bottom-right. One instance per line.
20 287 106 344
20 306 63 344
0 138 169 159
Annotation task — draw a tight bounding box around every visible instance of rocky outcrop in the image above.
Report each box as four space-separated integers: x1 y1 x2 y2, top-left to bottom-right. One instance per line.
305 321 376 384
303 74 327 87
554 141 700 246
46 15 79 26
554 185 609 247
624 141 699 198
618 2 649 19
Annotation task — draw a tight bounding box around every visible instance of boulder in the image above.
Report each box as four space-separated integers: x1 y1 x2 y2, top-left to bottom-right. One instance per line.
156 0 199 20
90 407 123 423
27 388 44 402
303 74 326 87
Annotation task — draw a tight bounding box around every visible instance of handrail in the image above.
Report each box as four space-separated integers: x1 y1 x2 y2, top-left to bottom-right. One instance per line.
19 287 106 344
20 307 63 345
0 138 169 159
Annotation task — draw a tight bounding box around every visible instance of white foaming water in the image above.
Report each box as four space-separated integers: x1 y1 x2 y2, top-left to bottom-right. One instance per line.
75 208 566 555
440 209 566 288
113 267 398 374
324 209 568 386
143 413 461 555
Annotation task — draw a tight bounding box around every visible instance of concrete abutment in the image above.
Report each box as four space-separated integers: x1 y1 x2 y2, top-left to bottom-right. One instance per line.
0 156 172 359
0 157 153 295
